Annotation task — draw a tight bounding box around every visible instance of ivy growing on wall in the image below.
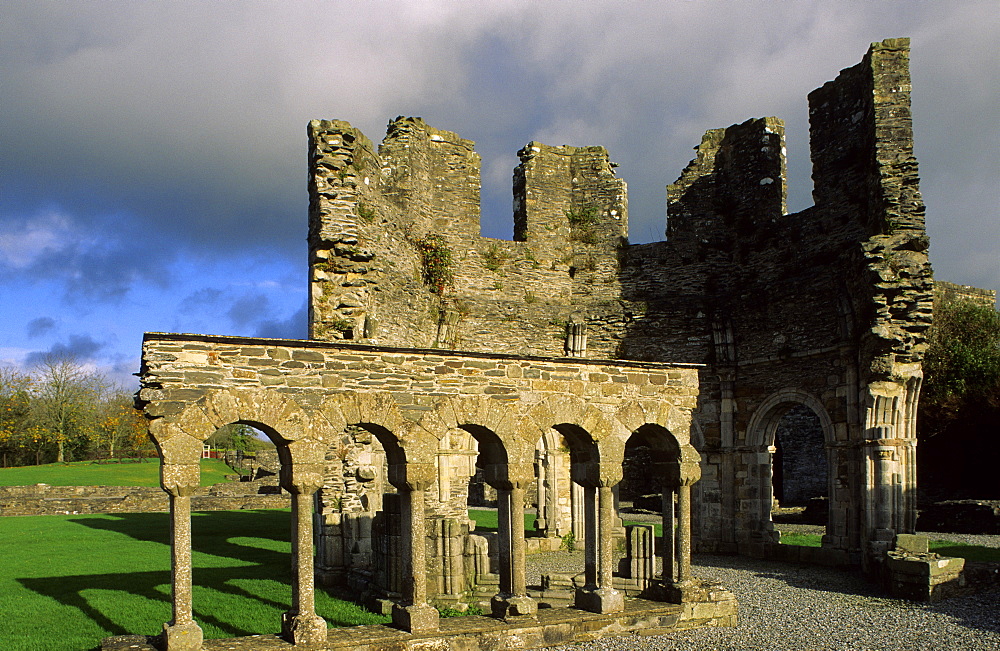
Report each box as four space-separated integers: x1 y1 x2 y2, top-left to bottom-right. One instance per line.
415 234 454 294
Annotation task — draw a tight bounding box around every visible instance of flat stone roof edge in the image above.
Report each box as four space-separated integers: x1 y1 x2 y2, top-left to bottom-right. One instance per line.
142 332 705 370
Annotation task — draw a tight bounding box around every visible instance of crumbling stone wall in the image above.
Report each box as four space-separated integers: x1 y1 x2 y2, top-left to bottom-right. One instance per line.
0 483 289 516
306 39 936 568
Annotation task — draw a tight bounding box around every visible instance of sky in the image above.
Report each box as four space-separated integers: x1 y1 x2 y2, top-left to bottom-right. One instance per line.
2 0 998 389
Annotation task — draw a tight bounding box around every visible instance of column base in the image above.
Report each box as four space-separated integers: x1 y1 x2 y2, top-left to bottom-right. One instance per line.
281 612 328 646
391 603 439 633
662 578 717 604
491 593 538 618
161 621 202 651
574 587 624 614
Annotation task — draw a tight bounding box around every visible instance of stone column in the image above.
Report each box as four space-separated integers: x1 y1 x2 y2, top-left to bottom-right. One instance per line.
490 479 537 618
162 485 203 651
676 483 692 583
575 481 624 614
661 488 676 584
391 485 440 633
281 481 327 646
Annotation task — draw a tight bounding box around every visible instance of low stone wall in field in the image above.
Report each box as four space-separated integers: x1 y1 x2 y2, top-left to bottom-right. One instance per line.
0 481 289 516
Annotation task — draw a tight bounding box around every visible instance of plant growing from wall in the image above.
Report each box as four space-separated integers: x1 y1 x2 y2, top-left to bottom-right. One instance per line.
414 234 454 295
328 318 354 334
481 242 511 273
566 204 602 245
566 205 600 228
356 201 376 223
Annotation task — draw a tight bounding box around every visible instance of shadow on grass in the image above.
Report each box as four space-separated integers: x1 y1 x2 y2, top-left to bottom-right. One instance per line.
17 510 383 641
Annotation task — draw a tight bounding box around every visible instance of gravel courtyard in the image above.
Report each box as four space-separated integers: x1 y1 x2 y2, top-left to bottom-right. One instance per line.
540 531 1000 651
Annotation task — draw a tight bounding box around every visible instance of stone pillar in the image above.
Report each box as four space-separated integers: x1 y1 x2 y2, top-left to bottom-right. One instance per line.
571 481 587 544
534 449 552 535
391 485 440 633
661 488 676 583
490 478 537 618
575 482 624 613
162 486 203 651
676 483 693 583
281 482 327 646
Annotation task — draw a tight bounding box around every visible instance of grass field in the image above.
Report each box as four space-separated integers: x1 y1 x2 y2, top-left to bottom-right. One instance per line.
0 509 389 651
780 531 1000 562
467 509 663 538
0 458 234 487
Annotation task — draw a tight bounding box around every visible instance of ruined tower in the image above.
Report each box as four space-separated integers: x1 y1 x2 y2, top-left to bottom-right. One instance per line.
305 38 933 569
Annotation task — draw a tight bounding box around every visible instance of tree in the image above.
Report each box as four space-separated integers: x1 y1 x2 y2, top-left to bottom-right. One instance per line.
920 299 1000 430
206 424 258 452
31 356 107 463
0 367 33 467
918 298 1000 498
95 390 149 459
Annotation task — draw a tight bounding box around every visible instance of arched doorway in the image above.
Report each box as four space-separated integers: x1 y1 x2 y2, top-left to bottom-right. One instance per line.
745 390 834 545
773 404 828 527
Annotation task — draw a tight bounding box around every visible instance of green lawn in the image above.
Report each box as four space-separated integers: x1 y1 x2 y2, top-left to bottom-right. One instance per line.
780 531 1000 562
467 509 663 538
0 458 234 487
468 508 535 533
0 510 388 651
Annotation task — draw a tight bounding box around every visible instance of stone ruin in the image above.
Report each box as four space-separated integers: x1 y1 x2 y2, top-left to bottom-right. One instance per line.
130 38 942 650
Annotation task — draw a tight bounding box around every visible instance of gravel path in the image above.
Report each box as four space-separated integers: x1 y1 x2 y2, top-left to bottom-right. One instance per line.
533 533 1000 651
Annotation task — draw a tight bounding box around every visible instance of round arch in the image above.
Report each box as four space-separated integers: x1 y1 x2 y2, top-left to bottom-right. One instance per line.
744 388 836 541
746 389 835 449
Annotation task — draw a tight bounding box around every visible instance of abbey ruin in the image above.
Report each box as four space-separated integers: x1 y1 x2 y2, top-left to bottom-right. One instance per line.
134 38 936 649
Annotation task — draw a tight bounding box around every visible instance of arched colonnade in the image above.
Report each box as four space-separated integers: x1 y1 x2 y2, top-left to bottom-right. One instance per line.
139 336 703 650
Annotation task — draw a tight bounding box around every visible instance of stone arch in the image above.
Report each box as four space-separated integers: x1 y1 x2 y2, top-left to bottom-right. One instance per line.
318 390 429 467
746 389 834 449
744 388 835 542
141 387 335 646
533 428 572 539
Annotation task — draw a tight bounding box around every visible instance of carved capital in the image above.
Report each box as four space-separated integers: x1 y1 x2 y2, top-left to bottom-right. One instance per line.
388 462 435 492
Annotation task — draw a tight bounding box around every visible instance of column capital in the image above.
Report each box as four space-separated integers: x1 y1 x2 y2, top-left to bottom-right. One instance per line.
388 462 435 492
279 463 325 494
160 463 200 497
571 462 622 488
484 463 533 490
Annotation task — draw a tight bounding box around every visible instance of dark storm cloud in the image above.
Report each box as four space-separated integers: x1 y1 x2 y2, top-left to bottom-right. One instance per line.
26 317 56 338
255 302 308 340
1 0 997 314
227 293 272 330
24 334 105 367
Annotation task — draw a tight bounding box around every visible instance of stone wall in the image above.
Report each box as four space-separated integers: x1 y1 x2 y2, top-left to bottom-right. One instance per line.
933 281 996 307
774 404 827 506
302 39 939 567
0 483 289 516
118 36 983 650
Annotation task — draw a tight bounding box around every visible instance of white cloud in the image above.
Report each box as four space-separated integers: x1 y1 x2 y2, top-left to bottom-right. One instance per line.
0 210 81 269
1 0 999 382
